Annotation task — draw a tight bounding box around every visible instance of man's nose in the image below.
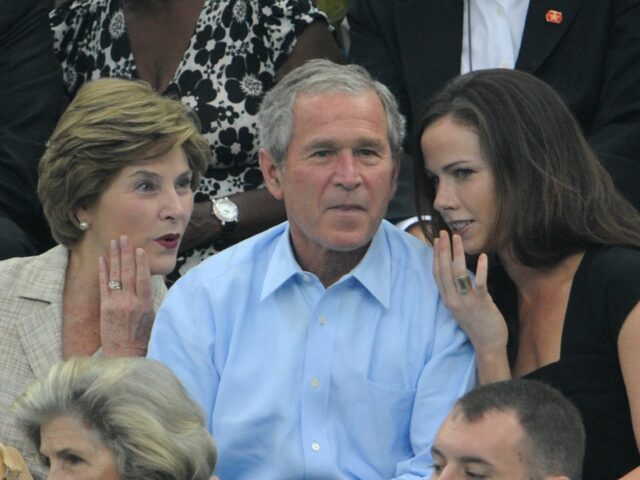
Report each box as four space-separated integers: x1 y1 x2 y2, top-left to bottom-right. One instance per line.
334 152 362 189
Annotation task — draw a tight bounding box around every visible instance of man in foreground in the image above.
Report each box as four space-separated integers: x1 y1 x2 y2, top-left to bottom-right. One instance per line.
431 380 586 480
148 59 475 479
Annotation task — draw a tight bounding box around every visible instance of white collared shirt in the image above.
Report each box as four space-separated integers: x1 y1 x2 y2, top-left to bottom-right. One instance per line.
461 0 530 73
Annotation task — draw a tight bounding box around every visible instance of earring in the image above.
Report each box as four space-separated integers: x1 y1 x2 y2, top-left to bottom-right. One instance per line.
79 221 90 231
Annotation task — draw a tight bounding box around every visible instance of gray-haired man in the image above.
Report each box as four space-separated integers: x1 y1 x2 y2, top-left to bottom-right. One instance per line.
149 60 476 479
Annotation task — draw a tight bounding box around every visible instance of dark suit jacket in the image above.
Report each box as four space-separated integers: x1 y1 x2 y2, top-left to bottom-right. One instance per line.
349 0 640 217
0 0 62 257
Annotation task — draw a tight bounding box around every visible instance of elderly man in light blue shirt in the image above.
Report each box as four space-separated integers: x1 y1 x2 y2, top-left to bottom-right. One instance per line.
148 59 476 480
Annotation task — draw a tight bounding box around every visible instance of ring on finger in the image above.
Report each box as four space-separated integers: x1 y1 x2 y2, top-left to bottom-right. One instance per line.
454 275 473 295
108 280 122 291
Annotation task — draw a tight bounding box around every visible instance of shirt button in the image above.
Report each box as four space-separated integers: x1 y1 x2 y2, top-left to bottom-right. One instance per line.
319 315 327 325
311 442 320 452
303 274 312 283
496 7 504 17
311 377 320 388
500 61 510 68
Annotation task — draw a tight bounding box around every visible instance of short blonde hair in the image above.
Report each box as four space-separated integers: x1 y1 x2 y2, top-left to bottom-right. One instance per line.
38 78 210 247
13 357 217 480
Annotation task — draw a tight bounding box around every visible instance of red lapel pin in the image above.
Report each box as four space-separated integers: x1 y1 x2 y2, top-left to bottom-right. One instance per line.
545 9 563 24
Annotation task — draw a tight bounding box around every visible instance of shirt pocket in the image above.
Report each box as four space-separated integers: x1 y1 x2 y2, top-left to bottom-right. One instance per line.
352 379 416 461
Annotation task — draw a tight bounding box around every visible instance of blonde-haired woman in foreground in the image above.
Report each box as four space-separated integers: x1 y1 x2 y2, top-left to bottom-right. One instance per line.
14 356 217 479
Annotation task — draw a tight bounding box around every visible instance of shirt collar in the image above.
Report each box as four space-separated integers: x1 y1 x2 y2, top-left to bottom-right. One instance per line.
260 222 392 309
347 222 391 309
261 223 304 301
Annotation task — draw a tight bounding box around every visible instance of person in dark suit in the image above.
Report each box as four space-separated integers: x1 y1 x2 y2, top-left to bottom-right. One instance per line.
349 0 640 219
0 0 63 259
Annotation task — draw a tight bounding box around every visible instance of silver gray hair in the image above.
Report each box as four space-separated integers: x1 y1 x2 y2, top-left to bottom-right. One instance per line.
257 59 406 166
13 356 217 480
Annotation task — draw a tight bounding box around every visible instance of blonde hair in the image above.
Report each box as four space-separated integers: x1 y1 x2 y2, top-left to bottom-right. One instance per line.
38 78 210 247
13 356 217 480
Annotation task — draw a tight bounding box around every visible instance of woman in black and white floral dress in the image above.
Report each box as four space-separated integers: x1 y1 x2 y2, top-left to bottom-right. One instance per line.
50 0 343 282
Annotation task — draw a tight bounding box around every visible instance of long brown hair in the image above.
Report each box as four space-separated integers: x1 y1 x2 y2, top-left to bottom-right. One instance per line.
412 69 640 267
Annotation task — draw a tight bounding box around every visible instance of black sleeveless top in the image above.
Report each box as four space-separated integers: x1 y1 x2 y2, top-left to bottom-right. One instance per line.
495 246 640 479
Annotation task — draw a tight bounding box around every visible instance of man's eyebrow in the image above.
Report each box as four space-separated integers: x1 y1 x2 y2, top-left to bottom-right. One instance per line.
305 139 341 151
431 446 494 467
355 137 386 148
459 455 493 466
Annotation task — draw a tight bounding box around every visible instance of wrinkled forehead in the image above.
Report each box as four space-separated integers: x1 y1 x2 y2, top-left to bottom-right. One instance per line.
291 91 389 139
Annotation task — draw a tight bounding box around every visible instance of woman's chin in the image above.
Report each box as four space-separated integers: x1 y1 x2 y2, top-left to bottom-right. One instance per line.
461 241 481 256
149 259 177 277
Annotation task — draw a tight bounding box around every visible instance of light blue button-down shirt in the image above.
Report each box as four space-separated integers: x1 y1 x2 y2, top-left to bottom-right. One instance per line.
148 221 476 479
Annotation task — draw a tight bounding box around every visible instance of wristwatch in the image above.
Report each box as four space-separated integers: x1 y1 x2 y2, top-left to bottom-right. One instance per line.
211 197 239 235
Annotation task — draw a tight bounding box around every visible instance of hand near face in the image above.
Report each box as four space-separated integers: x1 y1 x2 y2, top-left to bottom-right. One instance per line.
98 235 155 357
433 230 511 383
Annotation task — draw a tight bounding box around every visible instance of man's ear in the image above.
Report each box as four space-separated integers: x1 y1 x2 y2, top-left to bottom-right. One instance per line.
259 148 284 200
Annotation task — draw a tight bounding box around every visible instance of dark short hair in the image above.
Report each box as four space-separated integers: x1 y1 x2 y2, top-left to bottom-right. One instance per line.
412 69 640 267
38 78 210 247
454 380 585 479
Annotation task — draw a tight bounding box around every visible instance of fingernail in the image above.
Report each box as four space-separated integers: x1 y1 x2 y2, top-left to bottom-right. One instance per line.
111 239 117 250
120 235 129 247
136 248 144 259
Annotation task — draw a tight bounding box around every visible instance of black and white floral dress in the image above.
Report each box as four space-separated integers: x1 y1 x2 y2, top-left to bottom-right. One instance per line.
50 0 325 280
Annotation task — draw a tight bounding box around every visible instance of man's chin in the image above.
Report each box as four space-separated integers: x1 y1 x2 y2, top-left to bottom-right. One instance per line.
325 233 373 253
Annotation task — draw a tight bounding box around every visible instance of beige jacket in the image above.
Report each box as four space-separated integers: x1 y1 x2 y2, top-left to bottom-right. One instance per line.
0 245 166 479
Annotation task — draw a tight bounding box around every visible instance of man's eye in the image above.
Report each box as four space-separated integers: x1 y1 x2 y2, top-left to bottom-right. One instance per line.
357 149 383 164
39 454 50 467
357 148 378 157
466 472 488 479
311 150 333 158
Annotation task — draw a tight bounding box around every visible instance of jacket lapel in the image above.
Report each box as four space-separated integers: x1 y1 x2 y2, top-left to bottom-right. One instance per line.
14 246 68 378
517 0 583 71
396 0 464 107
16 305 64 379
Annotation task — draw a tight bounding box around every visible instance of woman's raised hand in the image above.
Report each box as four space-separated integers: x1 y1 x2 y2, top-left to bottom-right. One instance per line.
98 235 155 357
433 230 511 383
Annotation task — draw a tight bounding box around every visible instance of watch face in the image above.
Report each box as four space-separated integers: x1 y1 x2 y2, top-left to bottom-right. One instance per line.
213 198 238 222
